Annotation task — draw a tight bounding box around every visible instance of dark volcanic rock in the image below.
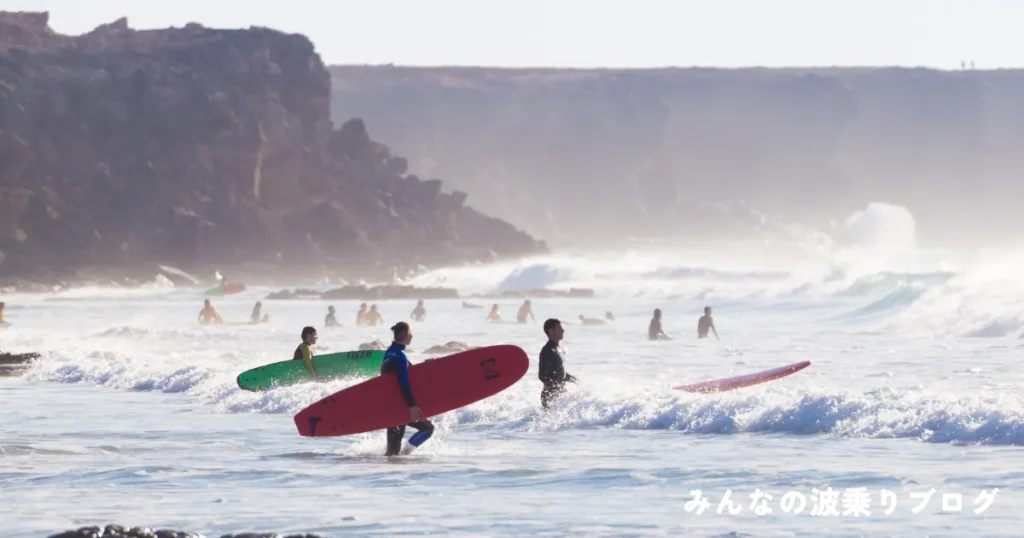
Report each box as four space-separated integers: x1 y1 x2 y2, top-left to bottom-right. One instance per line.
265 284 458 300
47 527 326 538
0 12 546 283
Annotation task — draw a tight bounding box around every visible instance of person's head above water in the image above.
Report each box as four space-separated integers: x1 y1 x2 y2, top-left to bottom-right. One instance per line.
653 308 661 319
370 304 378 312
301 326 317 344
391 321 413 345
416 299 424 306
328 305 335 313
204 299 211 307
359 303 366 309
704 306 712 315
543 318 564 342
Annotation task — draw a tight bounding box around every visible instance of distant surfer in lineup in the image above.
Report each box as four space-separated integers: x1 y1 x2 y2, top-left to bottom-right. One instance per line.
486 304 502 322
380 322 434 456
648 309 670 340
698 306 719 339
294 326 318 378
365 304 383 327
516 300 535 324
579 315 606 325
410 300 426 322
605 311 615 321
198 299 223 325
325 306 339 327
356 303 368 325
539 318 577 409
249 301 268 324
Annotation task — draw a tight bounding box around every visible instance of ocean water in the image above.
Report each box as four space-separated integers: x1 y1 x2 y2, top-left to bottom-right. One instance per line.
3 207 1024 537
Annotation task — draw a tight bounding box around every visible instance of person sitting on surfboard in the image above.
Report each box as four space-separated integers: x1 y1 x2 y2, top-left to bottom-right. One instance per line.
516 300 535 324
356 303 367 325
486 304 502 322
365 305 383 327
539 318 577 409
198 299 223 325
698 306 719 340
325 306 340 327
294 326 318 377
381 322 434 456
648 309 670 340
410 300 426 322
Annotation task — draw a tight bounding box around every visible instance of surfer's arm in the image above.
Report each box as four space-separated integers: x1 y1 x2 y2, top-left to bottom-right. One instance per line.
395 358 417 407
301 345 317 377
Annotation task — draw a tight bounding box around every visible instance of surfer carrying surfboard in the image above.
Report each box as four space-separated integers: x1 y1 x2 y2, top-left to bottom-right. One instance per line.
381 322 434 456
294 326 318 378
539 318 577 408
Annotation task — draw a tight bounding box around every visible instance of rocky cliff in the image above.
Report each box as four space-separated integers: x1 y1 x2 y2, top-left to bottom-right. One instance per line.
0 13 545 284
330 65 1024 249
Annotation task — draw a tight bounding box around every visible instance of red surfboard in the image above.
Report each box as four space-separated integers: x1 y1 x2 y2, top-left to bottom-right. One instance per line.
294 344 529 437
673 360 811 393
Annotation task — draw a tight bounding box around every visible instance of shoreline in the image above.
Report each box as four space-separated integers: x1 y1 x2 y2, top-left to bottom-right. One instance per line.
48 525 326 538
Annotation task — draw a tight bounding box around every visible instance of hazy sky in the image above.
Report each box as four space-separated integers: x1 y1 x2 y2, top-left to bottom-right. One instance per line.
5 0 1021 68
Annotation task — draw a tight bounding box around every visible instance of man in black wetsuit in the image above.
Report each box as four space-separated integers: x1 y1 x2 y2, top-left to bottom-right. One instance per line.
380 322 434 456
538 318 577 409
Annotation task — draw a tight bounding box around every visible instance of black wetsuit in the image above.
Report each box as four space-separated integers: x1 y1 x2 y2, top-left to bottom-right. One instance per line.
380 343 434 456
538 340 573 408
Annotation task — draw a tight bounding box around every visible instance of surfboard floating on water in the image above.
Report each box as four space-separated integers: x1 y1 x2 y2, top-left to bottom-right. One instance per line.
293 344 529 437
674 360 811 393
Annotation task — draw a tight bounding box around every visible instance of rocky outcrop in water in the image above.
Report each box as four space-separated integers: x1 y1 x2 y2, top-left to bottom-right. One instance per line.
48 525 325 538
0 12 546 285
264 284 458 300
331 65 1024 248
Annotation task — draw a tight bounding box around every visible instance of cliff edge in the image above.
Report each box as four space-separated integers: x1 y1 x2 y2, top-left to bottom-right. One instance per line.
0 13 546 284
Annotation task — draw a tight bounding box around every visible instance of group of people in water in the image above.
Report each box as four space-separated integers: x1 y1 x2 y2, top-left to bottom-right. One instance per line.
271 300 722 456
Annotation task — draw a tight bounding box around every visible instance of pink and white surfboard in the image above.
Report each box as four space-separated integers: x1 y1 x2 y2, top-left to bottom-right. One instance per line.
674 360 811 393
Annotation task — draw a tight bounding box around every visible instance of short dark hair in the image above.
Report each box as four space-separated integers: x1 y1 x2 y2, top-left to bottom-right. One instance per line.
543 318 561 335
301 326 317 339
391 321 410 338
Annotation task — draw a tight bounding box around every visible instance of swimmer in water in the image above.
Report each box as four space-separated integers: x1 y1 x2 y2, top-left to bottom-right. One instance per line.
698 306 719 339
486 304 502 322
294 326 318 377
325 306 339 327
517 300 535 324
381 322 434 456
648 308 670 340
356 303 368 325
198 299 223 325
578 315 606 325
411 300 426 322
365 304 383 327
538 318 577 409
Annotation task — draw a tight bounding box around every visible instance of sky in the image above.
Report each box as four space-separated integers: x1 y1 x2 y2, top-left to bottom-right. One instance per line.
4 0 1022 68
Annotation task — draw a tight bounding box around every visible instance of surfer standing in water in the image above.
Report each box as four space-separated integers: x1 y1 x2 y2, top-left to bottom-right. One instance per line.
295 326 318 378
381 322 434 456
249 301 268 324
648 309 670 340
410 300 426 322
539 318 577 409
517 300 535 324
198 299 223 325
698 306 719 339
356 303 367 325
486 304 502 322
325 306 339 327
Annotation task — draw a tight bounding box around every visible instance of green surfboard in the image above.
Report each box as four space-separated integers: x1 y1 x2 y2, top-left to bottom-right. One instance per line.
236 349 386 391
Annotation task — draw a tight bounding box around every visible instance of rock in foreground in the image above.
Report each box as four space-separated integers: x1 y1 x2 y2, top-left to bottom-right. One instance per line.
48 526 325 538
0 12 546 283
